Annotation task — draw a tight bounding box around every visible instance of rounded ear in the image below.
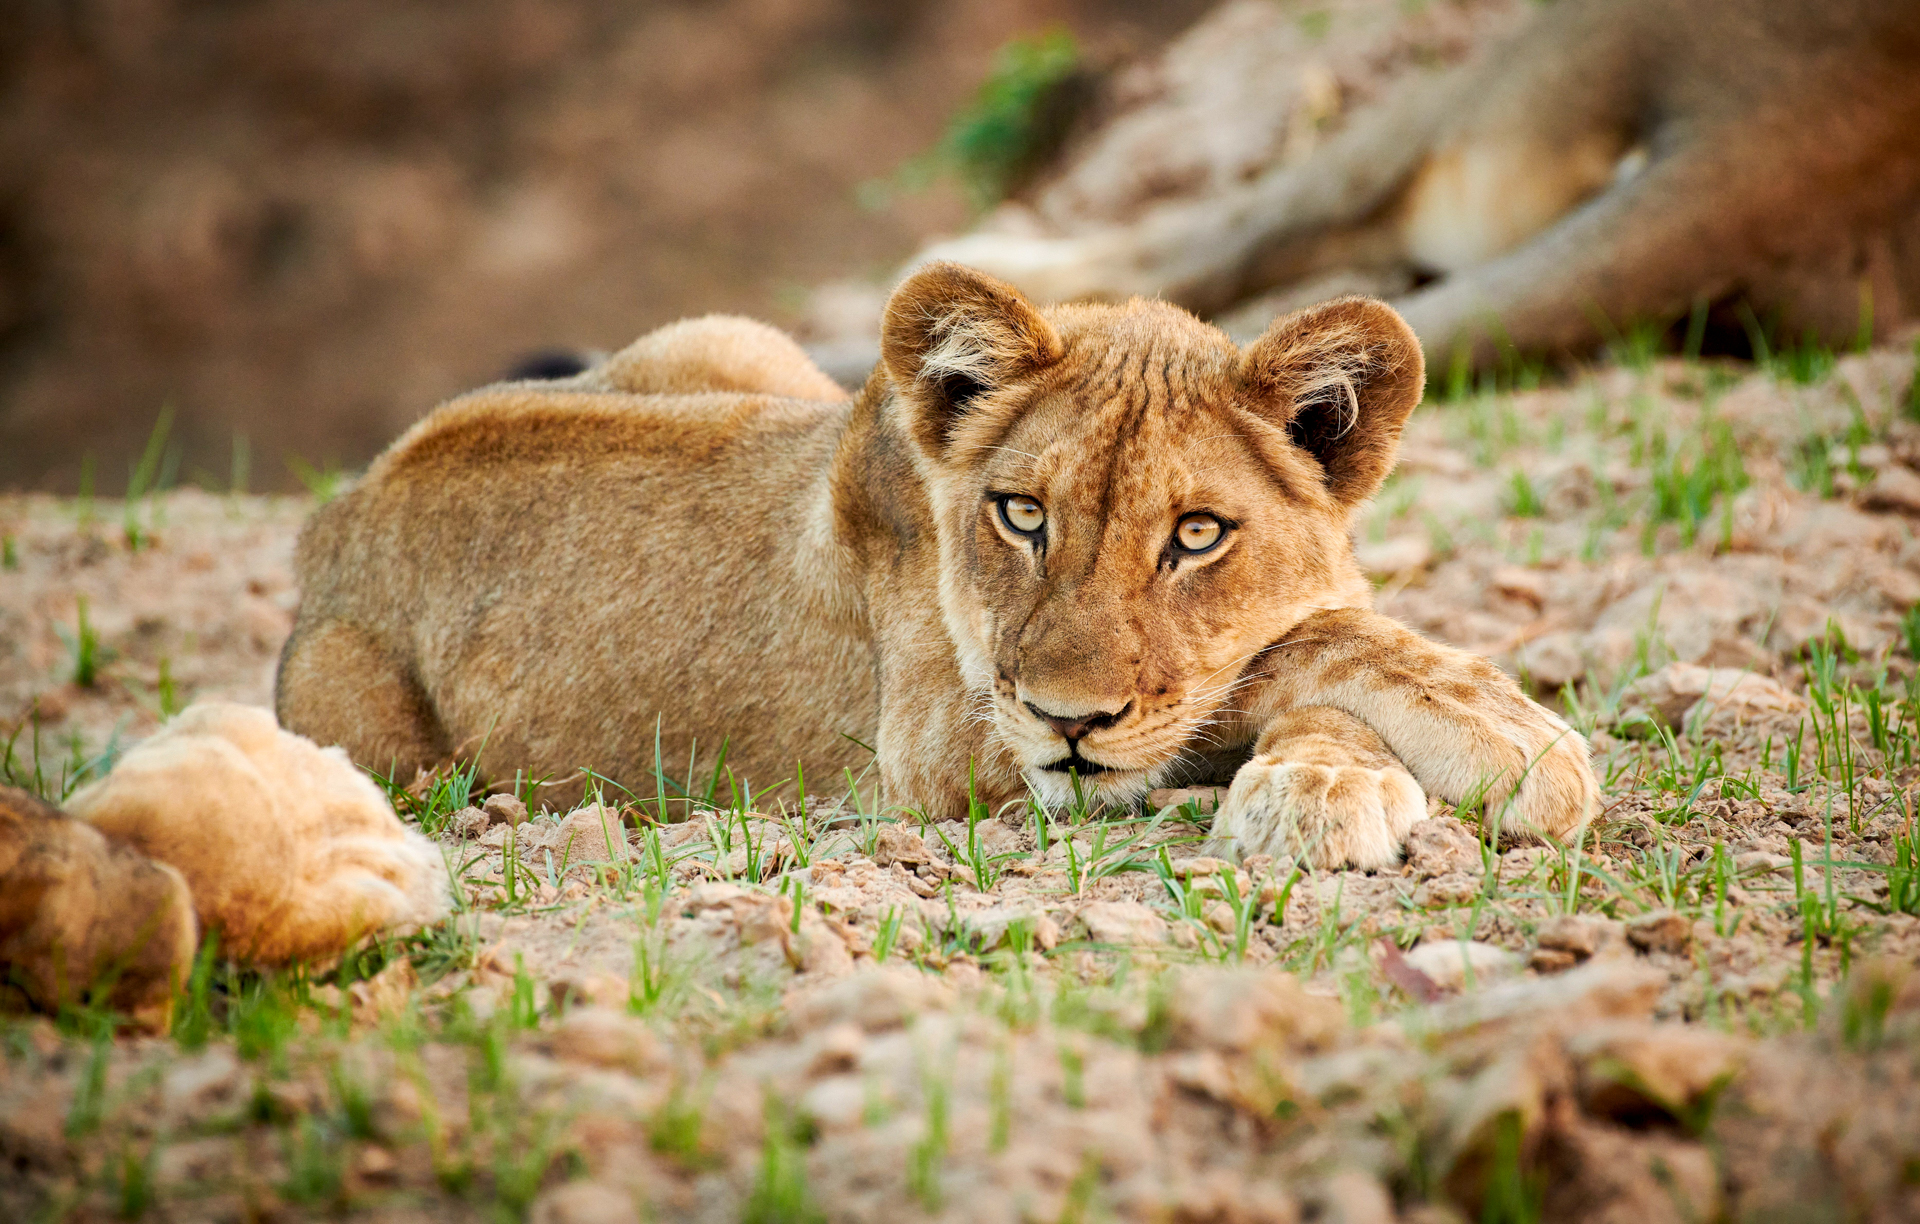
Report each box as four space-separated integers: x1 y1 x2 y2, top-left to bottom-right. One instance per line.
881 261 1064 460
1239 296 1425 509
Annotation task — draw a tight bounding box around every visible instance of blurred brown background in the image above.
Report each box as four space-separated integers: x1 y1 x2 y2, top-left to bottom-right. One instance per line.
0 0 1207 492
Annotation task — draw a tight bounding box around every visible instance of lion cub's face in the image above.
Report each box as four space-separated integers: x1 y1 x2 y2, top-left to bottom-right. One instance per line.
881 264 1425 805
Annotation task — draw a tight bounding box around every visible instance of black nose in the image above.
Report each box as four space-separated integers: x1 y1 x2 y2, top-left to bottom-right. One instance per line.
1024 701 1129 742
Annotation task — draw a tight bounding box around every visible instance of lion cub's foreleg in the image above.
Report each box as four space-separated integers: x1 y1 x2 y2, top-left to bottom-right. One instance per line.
1206 707 1425 871
276 620 448 783
1216 608 1599 864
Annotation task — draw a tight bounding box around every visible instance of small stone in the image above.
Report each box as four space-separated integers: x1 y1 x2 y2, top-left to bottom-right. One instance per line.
1529 947 1580 974
805 1022 865 1076
1516 631 1587 688
1149 786 1225 815
793 912 855 975
346 958 417 1024
1168 967 1344 1053
483 793 530 826
1733 850 1792 875
1625 910 1693 955
1491 565 1547 612
1401 940 1521 993
1440 1049 1550 1206
160 1047 245 1128
29 687 71 723
556 804 631 868
1615 662 1803 733
1075 899 1169 946
550 1007 668 1075
1166 854 1229 877
1204 901 1237 933
450 805 490 839
1424 960 1666 1034
547 972 628 1011
872 824 932 869
1840 956 1920 1024
1405 817 1483 878
1413 872 1483 909
968 906 1061 951
1876 564 1920 606
1535 914 1626 961
529 1181 641 1224
1860 462 1920 514
355 1146 398 1181
1311 1169 1396 1224
1568 1021 1744 1120
791 966 954 1032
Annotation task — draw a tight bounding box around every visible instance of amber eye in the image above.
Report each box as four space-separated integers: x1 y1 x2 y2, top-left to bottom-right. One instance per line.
1174 513 1224 554
999 495 1046 537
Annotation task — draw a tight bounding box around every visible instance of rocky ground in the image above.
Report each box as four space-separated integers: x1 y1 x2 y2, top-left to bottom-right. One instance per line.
5 342 1920 1220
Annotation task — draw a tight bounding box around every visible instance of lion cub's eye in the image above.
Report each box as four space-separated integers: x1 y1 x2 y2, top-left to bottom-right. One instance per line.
998 495 1047 537
1173 513 1225 554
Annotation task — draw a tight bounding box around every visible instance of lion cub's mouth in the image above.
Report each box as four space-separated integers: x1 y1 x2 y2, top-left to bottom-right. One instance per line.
1039 750 1113 777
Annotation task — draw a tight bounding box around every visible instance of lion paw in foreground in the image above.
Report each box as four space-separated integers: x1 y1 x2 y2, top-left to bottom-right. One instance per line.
0 785 195 1030
1 702 449 1026
279 266 1600 869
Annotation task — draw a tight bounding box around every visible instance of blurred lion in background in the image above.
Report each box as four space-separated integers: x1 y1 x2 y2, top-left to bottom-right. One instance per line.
906 0 1920 368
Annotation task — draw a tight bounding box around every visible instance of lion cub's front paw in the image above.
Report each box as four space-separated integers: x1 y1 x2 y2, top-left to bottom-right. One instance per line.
1205 755 1425 871
1496 716 1602 844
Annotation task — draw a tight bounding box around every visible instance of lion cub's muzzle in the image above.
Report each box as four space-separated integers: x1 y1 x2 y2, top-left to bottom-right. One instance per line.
1022 699 1130 746
1005 688 1166 795
1024 698 1137 778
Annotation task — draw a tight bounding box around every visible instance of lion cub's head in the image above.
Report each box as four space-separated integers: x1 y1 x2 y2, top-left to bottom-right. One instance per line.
879 263 1425 806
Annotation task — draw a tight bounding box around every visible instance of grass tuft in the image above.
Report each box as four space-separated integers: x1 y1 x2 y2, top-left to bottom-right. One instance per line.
884 29 1084 211
743 1096 825 1224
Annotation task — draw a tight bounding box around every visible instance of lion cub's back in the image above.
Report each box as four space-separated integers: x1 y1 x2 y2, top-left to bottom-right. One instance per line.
295 384 844 629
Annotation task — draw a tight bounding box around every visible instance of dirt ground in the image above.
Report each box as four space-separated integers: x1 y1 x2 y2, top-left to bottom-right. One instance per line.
6 340 1920 1220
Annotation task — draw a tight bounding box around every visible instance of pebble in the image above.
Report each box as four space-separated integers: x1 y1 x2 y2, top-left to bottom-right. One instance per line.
556 804 632 867
483 793 530 826
1615 662 1803 732
1859 462 1920 515
550 1007 669 1075
1075 899 1170 946
872 824 932 869
1568 1021 1744 1119
1626 910 1693 955
1167 967 1345 1053
1401 940 1521 993
1413 872 1483 909
529 1181 642 1224
1535 914 1626 962
1404 817 1483 878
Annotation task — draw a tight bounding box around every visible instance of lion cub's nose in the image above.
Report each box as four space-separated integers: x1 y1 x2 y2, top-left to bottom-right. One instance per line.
1024 701 1130 742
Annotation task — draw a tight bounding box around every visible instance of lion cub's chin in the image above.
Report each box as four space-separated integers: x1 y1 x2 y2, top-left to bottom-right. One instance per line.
1019 764 1157 811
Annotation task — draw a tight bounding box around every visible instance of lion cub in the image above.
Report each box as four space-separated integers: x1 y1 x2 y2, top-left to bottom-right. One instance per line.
279 265 1598 868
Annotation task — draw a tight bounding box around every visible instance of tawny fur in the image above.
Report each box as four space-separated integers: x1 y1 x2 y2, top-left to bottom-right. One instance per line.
278 265 1599 867
66 702 449 965
583 314 851 402
918 0 1920 364
0 784 195 1030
